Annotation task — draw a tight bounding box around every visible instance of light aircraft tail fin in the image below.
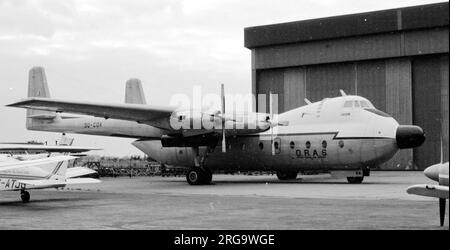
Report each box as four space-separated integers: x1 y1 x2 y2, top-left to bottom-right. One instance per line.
26 66 57 129
125 78 147 104
50 159 70 180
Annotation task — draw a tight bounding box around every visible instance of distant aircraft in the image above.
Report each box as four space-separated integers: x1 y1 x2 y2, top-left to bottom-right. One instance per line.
407 145 449 226
0 144 100 203
7 67 425 185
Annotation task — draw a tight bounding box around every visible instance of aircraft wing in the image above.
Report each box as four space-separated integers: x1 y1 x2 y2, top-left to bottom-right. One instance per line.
8 97 176 130
0 144 100 153
0 155 77 171
16 179 66 187
65 178 101 184
407 184 449 199
66 167 98 178
7 97 272 135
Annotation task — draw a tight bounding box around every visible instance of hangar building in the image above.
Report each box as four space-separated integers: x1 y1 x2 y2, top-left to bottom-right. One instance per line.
244 2 449 169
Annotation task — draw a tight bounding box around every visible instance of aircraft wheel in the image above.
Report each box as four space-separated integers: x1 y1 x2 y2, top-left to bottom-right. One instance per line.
186 168 212 185
186 168 203 185
276 171 298 180
21 191 30 203
347 176 364 184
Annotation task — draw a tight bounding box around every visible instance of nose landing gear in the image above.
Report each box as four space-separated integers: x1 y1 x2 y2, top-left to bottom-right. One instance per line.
347 176 364 184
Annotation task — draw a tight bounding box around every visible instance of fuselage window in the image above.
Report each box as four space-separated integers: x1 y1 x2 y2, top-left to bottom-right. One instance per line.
241 143 246 150
274 141 279 149
290 141 295 149
322 140 327 148
338 140 344 148
259 142 264 150
305 141 311 149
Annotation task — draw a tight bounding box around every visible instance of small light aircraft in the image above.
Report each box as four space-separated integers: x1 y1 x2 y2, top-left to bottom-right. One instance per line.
0 144 100 203
407 144 449 226
7 67 425 185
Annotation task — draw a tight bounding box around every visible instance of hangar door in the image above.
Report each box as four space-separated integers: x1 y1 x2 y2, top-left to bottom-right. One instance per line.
412 55 443 169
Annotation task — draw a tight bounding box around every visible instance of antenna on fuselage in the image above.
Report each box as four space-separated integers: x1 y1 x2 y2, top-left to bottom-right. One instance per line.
339 89 347 96
304 98 312 105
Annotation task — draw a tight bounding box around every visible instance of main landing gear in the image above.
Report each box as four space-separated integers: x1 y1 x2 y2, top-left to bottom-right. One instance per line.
186 167 213 185
186 146 214 185
276 170 298 180
20 190 30 203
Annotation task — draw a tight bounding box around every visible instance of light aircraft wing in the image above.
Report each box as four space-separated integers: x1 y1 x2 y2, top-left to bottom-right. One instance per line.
65 178 101 184
16 179 66 187
0 144 100 153
66 167 98 178
407 184 449 199
14 178 100 188
8 97 176 130
0 155 77 171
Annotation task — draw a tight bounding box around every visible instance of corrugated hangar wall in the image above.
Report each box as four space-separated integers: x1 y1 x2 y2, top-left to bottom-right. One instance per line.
247 2 449 169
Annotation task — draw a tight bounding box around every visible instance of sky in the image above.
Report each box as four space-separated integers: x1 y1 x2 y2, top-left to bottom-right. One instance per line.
0 0 444 156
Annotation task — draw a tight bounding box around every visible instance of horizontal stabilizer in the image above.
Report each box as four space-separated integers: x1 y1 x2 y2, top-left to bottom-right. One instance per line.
66 178 101 185
66 167 98 178
407 184 449 199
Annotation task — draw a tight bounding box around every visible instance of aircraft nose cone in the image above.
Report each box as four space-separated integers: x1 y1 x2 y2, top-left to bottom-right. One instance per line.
424 164 440 182
395 125 425 149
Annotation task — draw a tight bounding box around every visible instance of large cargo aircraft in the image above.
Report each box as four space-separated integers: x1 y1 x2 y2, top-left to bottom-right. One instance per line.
7 67 425 185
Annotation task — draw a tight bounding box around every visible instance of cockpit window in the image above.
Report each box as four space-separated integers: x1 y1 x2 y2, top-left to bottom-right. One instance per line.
344 99 375 109
344 101 352 108
360 100 370 108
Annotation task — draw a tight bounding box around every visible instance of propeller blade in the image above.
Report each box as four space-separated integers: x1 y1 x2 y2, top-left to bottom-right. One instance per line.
221 84 226 153
269 91 275 156
439 198 446 226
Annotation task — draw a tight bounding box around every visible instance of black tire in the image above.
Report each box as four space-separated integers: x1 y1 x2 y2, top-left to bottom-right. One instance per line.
186 168 201 185
276 171 298 180
347 176 364 184
202 168 213 184
21 191 30 203
186 168 213 185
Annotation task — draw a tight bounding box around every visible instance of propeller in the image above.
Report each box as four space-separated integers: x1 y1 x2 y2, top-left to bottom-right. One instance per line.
269 91 275 156
438 137 446 227
439 198 446 227
221 84 226 153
